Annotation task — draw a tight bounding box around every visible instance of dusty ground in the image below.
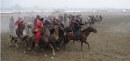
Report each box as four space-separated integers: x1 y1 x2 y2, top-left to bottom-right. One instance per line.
1 12 130 61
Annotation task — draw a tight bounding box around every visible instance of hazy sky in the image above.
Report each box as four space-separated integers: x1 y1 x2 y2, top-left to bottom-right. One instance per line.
1 0 130 9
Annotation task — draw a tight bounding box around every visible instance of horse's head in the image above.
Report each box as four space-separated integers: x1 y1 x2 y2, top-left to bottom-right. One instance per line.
87 27 97 33
83 27 97 33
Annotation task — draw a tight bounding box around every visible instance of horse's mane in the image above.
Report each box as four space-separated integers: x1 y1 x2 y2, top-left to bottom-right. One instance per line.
64 27 72 32
45 20 51 26
58 28 64 37
81 27 90 33
50 28 55 34
41 26 48 35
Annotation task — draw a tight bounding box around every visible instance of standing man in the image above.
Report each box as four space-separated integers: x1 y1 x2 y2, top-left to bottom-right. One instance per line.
9 16 15 36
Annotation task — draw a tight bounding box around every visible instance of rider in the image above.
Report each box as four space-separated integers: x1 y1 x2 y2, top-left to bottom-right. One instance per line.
34 18 43 46
73 15 82 40
87 15 91 23
15 18 25 38
34 15 40 27
87 15 92 26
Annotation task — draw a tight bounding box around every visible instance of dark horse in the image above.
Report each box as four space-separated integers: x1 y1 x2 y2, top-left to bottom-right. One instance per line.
39 25 64 57
49 24 65 50
62 26 97 51
40 26 56 57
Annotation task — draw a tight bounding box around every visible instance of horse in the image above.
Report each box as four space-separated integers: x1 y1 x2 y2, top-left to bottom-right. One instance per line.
21 34 36 54
44 20 53 30
24 21 33 35
16 21 26 39
62 26 97 51
94 15 102 23
39 26 56 57
42 18 64 50
45 18 65 50
9 34 19 48
22 26 55 57
9 21 32 48
11 21 34 53
90 16 96 25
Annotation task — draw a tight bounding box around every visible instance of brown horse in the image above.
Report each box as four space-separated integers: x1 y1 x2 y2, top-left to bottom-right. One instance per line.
50 24 64 50
50 25 59 41
40 26 56 57
62 26 97 51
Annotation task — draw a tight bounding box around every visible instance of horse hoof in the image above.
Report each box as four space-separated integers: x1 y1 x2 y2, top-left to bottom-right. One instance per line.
15 46 18 48
51 57 54 59
56 47 59 51
53 53 55 56
15 44 18 48
35 52 37 55
9 45 11 47
42 49 44 52
45 54 47 57
24 51 26 54
33 51 37 55
9 43 12 47
28 48 31 50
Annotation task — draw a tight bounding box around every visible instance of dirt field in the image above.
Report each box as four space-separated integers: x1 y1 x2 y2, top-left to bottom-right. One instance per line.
1 12 130 61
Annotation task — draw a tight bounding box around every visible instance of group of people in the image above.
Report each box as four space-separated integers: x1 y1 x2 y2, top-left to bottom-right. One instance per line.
8 14 102 57
9 14 102 50
87 15 102 25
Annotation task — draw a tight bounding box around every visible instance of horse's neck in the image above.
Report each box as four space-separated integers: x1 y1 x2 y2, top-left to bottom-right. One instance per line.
54 29 59 35
84 31 91 37
43 28 50 37
86 32 90 36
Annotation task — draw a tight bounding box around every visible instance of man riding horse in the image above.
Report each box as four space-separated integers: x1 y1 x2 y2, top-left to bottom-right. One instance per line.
71 15 82 40
34 17 44 47
15 18 25 38
70 15 82 39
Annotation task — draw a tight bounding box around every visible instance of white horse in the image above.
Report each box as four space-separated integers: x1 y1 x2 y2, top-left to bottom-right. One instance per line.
23 21 33 36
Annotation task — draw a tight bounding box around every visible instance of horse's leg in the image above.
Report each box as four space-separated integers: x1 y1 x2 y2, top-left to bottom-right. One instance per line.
60 39 66 50
62 38 69 50
9 37 13 47
83 41 90 49
15 39 18 48
23 39 26 53
31 42 35 50
49 43 56 59
59 37 67 50
16 30 20 38
33 43 39 55
81 41 83 51
42 43 49 57
63 44 66 50
59 38 64 48
49 43 55 56
43 46 47 57
24 39 29 53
